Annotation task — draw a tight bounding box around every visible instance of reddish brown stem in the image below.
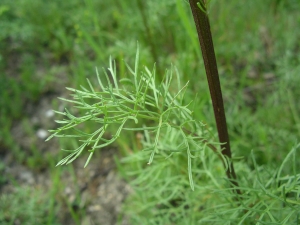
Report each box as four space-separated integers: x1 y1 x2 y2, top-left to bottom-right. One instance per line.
188 0 241 195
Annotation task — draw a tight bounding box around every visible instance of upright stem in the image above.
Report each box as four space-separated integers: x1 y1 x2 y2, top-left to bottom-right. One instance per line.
136 0 159 66
188 0 241 194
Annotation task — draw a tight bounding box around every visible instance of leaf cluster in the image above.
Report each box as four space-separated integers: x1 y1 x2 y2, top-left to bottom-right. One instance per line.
47 48 216 190
119 144 300 225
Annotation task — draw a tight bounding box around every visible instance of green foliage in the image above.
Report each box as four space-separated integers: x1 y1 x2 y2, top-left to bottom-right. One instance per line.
0 75 23 119
206 146 300 225
118 145 300 224
0 187 61 225
1 0 300 224
47 48 218 191
0 0 80 60
50 48 300 224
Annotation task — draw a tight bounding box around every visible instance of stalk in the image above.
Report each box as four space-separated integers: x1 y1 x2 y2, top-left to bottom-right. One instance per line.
188 0 241 195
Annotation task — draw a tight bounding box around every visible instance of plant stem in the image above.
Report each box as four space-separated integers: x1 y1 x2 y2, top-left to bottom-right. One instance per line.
136 0 159 68
188 0 241 194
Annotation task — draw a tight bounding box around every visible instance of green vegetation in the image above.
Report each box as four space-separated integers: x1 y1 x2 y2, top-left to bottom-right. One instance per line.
0 187 59 225
1 0 300 224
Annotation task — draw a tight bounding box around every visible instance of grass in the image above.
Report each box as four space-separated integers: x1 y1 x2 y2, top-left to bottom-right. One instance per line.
1 0 300 224
0 187 59 225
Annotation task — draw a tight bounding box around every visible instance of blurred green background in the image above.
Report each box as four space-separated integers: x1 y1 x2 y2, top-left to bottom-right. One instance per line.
1 0 299 224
